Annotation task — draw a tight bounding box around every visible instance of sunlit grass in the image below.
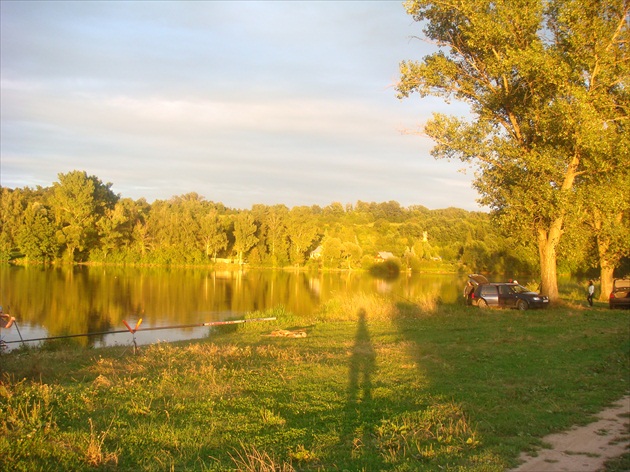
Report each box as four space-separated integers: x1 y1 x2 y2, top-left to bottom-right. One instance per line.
228 443 296 472
0 302 628 471
316 292 403 322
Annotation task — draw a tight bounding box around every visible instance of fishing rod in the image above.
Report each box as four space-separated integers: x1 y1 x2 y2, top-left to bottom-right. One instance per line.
13 319 25 347
1 316 277 345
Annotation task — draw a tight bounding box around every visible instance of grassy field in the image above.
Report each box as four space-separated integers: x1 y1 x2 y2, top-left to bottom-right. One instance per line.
1 296 628 471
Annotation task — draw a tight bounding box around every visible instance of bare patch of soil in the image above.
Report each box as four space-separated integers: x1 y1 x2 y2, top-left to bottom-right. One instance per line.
511 395 630 472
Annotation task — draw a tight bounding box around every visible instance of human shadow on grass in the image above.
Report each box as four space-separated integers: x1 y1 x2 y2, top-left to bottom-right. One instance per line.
337 308 386 469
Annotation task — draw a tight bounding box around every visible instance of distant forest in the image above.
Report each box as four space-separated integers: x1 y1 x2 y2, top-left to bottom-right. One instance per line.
0 170 620 276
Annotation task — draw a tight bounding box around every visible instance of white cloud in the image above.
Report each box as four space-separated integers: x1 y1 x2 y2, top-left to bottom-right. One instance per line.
0 1 484 212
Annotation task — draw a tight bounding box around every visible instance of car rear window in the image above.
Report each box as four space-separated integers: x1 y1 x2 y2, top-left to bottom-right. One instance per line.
613 279 630 290
480 285 497 296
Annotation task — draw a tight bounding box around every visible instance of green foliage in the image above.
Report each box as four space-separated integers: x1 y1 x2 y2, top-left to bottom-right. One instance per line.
1 167 623 276
49 171 118 262
233 212 259 264
286 206 320 267
17 203 58 263
369 259 401 280
0 187 29 260
397 0 629 300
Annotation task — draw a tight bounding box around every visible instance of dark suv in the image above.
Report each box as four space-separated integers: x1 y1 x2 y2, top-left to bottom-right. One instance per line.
609 278 630 309
471 282 549 310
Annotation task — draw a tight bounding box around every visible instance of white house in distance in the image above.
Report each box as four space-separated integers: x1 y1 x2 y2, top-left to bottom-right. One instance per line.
375 251 395 263
309 246 323 260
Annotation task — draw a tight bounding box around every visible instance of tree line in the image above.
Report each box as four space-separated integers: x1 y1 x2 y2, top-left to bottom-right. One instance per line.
2 170 626 286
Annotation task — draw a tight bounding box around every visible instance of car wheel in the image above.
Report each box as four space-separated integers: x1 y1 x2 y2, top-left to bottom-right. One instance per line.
478 299 489 309
517 300 528 311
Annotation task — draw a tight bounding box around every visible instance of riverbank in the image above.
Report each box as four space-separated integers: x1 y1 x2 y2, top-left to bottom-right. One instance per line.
1 299 628 471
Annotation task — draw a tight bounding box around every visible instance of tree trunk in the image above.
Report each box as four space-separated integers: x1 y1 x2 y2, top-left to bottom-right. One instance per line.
536 154 577 302
537 221 562 302
595 214 622 302
599 265 614 302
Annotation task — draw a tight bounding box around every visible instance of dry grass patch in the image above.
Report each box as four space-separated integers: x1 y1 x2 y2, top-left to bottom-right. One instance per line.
228 444 296 472
84 418 118 468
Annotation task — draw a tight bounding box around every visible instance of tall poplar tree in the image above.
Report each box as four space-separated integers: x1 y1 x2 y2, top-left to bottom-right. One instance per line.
200 209 228 262
286 206 319 267
397 0 629 300
232 212 258 265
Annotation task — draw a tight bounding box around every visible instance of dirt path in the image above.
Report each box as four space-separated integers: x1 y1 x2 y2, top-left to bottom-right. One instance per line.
511 395 630 472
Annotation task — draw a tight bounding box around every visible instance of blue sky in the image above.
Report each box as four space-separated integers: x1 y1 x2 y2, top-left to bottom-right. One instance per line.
1 1 482 211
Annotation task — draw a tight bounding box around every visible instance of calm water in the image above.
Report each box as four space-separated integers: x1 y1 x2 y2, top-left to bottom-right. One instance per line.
0 265 468 350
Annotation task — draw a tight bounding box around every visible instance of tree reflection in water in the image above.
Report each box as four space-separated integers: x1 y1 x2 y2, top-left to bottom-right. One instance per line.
0 266 465 349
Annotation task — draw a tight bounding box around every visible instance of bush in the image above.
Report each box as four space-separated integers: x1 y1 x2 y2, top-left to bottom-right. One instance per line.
369 259 401 280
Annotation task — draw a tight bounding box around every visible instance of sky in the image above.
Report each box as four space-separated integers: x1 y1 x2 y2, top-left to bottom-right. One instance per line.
0 1 483 211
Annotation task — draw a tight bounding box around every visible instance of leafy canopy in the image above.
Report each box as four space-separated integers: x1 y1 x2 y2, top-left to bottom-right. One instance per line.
397 0 629 297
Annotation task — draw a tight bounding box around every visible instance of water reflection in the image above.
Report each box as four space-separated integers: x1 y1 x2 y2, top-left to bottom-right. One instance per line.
0 265 466 349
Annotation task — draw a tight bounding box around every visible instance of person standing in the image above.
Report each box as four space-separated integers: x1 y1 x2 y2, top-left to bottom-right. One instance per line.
463 281 474 305
587 280 595 306
0 306 15 329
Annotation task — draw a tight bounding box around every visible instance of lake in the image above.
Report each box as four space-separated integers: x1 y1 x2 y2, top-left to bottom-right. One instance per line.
1 266 589 351
0 265 470 351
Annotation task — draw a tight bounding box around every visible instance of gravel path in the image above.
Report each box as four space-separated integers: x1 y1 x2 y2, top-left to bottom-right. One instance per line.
510 395 630 472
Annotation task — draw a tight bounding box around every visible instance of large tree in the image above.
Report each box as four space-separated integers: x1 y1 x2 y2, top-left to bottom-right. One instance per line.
200 209 228 262
17 202 58 263
232 212 258 265
0 187 27 259
286 206 320 267
579 169 630 299
49 171 119 262
397 0 629 300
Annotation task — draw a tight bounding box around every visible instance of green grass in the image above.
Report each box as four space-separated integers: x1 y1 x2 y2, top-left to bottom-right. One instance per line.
603 452 630 472
1 298 628 471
